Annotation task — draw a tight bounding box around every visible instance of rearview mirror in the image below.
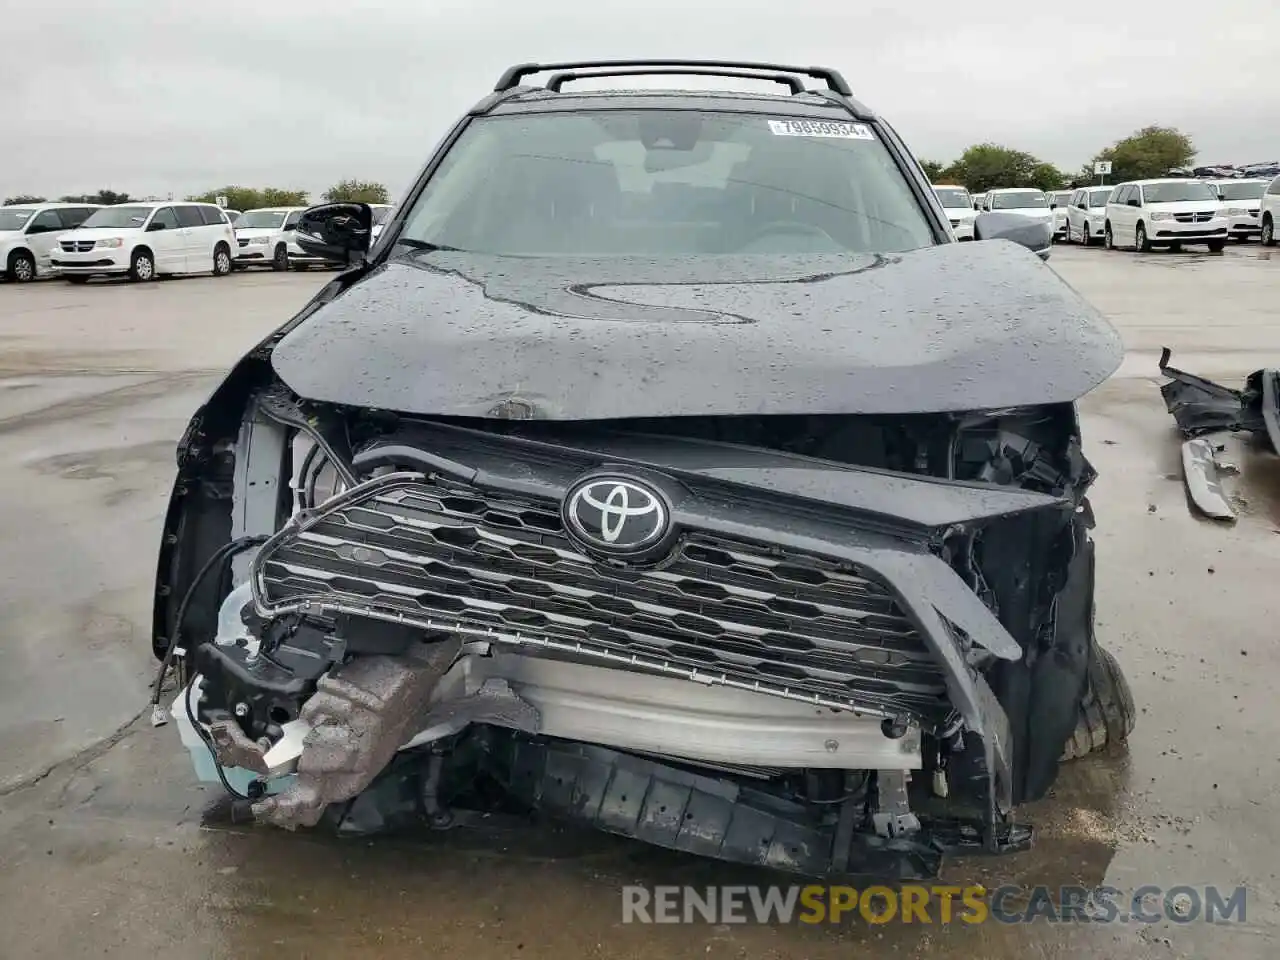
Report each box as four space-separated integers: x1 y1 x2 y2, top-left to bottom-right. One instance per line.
974 211 1052 260
1126 198 1140 208
294 202 372 263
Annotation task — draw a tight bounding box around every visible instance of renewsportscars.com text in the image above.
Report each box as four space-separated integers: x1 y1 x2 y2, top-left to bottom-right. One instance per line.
621 884 1247 925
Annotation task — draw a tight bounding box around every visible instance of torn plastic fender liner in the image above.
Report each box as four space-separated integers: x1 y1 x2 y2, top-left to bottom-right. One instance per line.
1158 346 1280 453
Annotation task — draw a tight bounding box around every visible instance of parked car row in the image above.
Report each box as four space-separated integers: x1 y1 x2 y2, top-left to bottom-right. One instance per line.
0 200 397 282
937 175 1280 253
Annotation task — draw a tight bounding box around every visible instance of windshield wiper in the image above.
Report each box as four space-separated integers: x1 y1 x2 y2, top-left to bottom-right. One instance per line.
394 238 466 253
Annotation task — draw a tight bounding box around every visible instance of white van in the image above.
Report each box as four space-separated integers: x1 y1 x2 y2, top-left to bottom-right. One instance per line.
1103 179 1227 252
0 202 101 281
50 202 237 282
233 207 305 271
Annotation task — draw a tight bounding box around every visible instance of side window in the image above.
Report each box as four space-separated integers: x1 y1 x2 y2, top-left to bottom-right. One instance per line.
174 205 205 228
149 207 179 230
1071 190 1082 207
56 207 91 228
1269 177 1280 196
1114 186 1130 205
198 206 226 226
27 210 64 234
283 210 301 230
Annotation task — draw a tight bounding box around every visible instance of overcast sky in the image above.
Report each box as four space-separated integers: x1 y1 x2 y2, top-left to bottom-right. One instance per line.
6 0 1279 202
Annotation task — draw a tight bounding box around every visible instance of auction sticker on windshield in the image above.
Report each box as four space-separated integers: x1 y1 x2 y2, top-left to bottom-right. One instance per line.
768 119 875 139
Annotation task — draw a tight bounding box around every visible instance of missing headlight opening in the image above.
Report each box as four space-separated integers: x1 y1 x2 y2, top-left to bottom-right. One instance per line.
150 59 1135 881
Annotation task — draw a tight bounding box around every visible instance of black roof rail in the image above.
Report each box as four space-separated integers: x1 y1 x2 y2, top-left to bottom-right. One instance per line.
495 59 853 96
545 67 805 95
467 84 542 115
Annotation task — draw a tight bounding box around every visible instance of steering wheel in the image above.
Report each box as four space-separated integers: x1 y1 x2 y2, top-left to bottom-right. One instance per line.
739 220 838 249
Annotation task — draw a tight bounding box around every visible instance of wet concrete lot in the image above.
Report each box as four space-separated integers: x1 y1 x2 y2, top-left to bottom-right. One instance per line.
1 245 1278 958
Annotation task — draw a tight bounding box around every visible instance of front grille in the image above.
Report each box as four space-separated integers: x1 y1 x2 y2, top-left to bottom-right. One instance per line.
60 240 95 252
1173 212 1214 223
254 473 948 718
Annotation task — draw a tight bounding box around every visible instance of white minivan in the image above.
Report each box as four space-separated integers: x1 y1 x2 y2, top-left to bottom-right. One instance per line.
982 188 1056 232
1048 191 1073 240
931 184 976 240
233 207 305 271
1104 179 1228 253
1207 179 1268 241
50 202 237 282
1063 186 1114 245
1262 176 1280 246
1 202 101 281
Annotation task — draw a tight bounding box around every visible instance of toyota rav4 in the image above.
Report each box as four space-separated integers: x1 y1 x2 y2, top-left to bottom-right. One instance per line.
153 59 1133 880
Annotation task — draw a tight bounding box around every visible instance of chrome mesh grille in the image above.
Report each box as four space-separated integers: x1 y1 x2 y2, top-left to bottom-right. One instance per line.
253 474 948 717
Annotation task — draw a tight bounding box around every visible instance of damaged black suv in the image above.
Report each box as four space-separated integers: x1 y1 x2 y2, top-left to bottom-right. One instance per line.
153 60 1135 879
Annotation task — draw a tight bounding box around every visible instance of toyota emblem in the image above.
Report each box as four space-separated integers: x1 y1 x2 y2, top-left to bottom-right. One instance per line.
562 476 671 555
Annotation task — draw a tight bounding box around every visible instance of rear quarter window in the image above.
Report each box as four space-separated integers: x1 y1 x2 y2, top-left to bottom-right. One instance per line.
198 206 228 226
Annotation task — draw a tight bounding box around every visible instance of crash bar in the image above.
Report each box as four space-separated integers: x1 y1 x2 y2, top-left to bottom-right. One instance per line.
494 59 854 96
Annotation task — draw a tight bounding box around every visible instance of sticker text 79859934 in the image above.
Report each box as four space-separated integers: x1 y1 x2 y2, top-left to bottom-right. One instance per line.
767 119 875 140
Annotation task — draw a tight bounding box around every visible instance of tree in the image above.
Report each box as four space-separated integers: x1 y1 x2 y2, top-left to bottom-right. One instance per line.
919 160 945 182
3 195 46 205
939 144 1039 194
187 186 309 211
59 189 131 205
1028 162 1068 192
322 180 389 204
1091 126 1195 183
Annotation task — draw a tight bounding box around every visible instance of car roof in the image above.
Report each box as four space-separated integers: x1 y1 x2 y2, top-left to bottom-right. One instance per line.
1209 177 1268 184
1123 178 1202 186
1 201 103 209
242 206 305 213
932 184 968 190
988 187 1045 193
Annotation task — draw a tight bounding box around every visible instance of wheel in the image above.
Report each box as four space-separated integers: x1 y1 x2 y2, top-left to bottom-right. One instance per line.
7 250 36 283
129 248 155 282
63 275 89 284
1207 239 1225 253
1135 222 1151 252
1262 215 1275 247
1062 220 1073 244
1103 222 1114 250
212 243 232 276
1061 645 1136 761
272 243 289 271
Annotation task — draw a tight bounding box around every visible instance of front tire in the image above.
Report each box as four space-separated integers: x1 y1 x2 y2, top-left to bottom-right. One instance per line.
1135 222 1152 252
1207 239 1225 253
1103 222 1115 250
1261 215 1274 247
129 248 155 282
1061 646 1136 761
7 250 36 283
212 243 232 277
272 243 289 271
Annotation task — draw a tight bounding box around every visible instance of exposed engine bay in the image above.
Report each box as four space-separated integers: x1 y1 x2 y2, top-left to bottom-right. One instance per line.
153 359 1134 881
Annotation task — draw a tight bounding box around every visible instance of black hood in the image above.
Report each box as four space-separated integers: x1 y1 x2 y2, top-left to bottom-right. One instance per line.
271 240 1122 419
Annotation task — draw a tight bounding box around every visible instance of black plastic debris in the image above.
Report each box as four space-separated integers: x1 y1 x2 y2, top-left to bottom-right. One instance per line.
1158 347 1280 453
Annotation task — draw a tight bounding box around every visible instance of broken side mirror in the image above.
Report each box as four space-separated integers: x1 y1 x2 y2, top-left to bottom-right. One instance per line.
974 211 1053 260
294 202 372 263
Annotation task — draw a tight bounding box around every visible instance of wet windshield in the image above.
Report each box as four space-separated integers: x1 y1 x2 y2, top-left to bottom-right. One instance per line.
1218 181 1266 201
1142 181 1216 203
398 110 936 256
236 210 287 229
1089 188 1114 207
933 187 971 209
80 206 154 229
990 190 1048 210
0 208 36 231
